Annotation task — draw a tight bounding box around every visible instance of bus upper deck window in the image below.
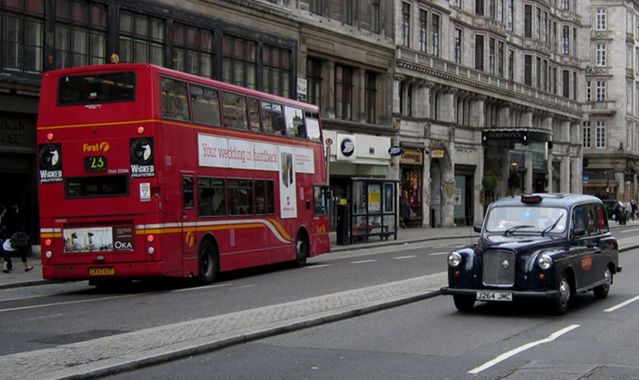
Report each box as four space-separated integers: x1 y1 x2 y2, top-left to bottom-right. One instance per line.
191 84 221 126
261 101 285 135
221 92 249 130
285 106 305 138
161 78 191 121
58 72 135 105
305 113 321 142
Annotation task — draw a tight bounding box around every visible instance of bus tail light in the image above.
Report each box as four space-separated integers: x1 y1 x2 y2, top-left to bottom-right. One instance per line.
44 238 52 247
137 126 145 134
46 132 54 141
147 234 155 243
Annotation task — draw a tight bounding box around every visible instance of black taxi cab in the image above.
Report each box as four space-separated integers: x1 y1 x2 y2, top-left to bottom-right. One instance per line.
440 193 621 314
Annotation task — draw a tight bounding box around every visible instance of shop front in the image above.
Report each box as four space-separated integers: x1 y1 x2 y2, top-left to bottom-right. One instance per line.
399 147 424 227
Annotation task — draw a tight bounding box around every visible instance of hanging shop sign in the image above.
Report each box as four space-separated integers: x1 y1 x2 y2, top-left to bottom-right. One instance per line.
388 145 405 156
400 148 422 165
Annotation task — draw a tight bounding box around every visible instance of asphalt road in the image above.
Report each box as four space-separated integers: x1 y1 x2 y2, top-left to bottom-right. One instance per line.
0 237 469 357
109 247 639 380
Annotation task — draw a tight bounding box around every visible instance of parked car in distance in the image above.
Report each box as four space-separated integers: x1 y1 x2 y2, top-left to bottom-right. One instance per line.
440 193 622 314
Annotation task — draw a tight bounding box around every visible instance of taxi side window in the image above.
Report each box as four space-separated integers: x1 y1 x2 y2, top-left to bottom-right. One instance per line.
572 206 586 233
595 204 609 232
586 205 598 235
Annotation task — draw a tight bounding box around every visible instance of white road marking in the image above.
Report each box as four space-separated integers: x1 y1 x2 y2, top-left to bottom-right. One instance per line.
230 284 255 290
27 313 64 321
428 251 450 256
618 228 639 234
393 255 416 260
0 294 138 313
304 264 332 269
468 324 580 374
604 295 639 312
171 283 230 293
351 260 377 264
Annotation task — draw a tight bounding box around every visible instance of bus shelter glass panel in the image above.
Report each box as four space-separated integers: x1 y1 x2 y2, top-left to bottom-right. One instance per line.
350 178 397 242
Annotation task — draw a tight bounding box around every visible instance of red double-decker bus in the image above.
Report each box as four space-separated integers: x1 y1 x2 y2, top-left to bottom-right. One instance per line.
37 63 330 285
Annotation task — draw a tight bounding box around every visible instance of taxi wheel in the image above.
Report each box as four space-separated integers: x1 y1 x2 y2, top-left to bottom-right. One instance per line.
593 267 612 299
552 275 571 315
198 240 219 285
453 295 475 312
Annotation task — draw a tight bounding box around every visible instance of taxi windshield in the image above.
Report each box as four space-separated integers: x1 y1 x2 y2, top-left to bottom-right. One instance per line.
484 206 568 234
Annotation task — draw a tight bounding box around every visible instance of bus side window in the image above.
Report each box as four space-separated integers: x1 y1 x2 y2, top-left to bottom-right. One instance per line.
228 179 253 215
191 84 221 126
261 101 285 135
161 78 190 121
198 178 226 217
221 92 249 130
255 180 266 214
248 97 261 131
284 106 305 138
305 112 322 142
183 176 194 209
266 180 275 214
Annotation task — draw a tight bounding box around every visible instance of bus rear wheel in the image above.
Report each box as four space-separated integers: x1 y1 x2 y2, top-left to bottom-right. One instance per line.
198 240 219 285
293 232 309 267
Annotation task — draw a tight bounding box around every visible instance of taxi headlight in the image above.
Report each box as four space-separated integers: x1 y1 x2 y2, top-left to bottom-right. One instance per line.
448 252 462 267
537 254 553 270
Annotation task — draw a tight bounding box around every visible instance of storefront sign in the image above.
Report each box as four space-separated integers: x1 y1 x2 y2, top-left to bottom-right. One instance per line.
336 134 356 161
430 148 445 159
400 148 422 165
388 146 405 156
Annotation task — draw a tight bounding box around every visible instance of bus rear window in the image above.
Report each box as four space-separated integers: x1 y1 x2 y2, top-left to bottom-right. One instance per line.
65 175 129 198
58 72 136 105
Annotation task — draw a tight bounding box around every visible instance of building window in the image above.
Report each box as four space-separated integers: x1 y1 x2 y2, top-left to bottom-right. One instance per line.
562 69 569 97
306 57 322 106
475 0 484 16
119 10 165 66
497 42 504 77
572 27 577 57
595 121 606 148
371 0 380 34
172 23 213 78
596 80 606 101
596 44 606 66
507 0 514 31
536 8 541 40
335 64 353 120
586 80 591 101
475 35 484 71
561 0 569 11
524 4 532 38
431 14 440 56
596 8 606 30
1 0 44 72
401 2 410 48
536 57 541 89
418 9 427 53
565 25 571 53
582 121 591 148
489 38 495 74
222 34 256 89
552 66 557 94
572 71 577 100
262 44 291 97
342 0 353 25
365 71 376 124
524 54 532 86
309 0 323 15
454 28 462 64
508 49 514 81
54 0 106 69
496 0 503 21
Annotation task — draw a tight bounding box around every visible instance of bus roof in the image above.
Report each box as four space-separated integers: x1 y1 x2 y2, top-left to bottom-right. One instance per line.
41 63 319 112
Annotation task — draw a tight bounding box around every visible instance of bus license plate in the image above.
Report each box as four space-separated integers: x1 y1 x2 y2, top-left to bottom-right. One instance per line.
89 267 115 276
476 290 512 302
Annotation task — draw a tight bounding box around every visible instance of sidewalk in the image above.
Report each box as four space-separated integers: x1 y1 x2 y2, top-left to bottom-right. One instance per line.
1 220 637 290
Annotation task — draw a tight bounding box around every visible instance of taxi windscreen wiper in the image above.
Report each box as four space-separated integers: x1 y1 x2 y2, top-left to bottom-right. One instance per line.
542 214 565 236
504 225 535 235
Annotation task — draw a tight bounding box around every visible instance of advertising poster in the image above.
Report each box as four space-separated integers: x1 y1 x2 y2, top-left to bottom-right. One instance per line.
278 145 297 219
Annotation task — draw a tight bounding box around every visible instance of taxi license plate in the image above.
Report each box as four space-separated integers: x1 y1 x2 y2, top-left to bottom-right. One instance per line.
88 267 115 276
476 290 512 302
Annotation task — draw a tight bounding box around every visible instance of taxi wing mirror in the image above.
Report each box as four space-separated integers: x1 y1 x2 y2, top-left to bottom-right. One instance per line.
572 227 586 238
473 224 482 233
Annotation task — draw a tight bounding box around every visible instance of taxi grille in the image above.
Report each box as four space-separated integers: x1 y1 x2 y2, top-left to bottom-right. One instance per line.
482 250 515 286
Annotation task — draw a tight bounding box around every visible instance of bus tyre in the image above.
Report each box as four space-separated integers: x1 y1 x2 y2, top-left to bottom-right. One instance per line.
198 240 218 284
293 232 309 267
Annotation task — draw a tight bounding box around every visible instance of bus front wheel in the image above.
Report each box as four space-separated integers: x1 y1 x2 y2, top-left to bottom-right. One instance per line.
198 240 219 284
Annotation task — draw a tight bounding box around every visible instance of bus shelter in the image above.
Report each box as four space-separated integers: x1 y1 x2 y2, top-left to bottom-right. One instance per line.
344 177 398 243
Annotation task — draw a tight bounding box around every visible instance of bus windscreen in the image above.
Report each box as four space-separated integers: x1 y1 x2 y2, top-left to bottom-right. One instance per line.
58 72 136 105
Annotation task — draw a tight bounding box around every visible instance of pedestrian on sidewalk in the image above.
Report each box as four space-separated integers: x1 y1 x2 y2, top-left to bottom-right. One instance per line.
400 193 410 229
0 204 11 273
1 204 34 272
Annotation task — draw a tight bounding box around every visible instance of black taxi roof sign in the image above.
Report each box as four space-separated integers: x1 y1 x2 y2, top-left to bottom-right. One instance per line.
521 194 542 204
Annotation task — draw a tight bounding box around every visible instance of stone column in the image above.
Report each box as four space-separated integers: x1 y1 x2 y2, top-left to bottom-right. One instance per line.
616 171 625 200
571 155 582 193
470 96 486 128
546 150 553 192
560 156 570 193
392 75 404 115
422 150 432 227
414 81 429 118
441 89 457 123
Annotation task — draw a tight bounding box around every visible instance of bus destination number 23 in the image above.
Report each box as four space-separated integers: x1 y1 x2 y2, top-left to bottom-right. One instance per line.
84 155 108 172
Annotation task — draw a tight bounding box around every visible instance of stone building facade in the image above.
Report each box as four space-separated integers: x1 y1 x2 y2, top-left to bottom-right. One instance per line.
392 0 587 227
583 0 639 203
